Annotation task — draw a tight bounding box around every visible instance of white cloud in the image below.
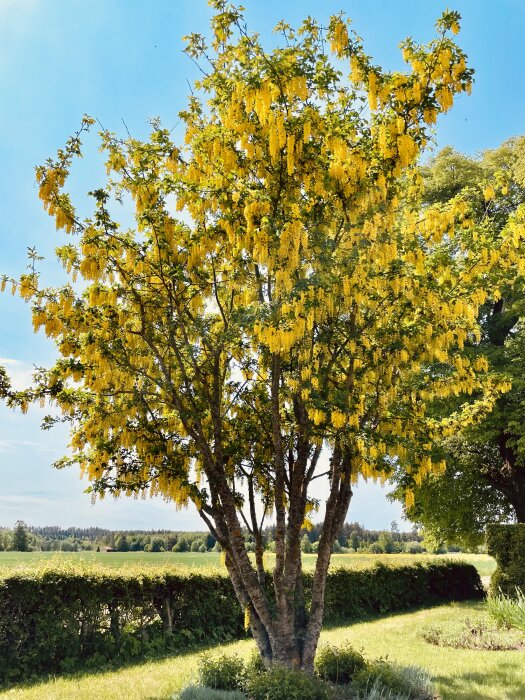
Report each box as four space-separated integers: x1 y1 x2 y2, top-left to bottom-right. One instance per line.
0 358 35 390
0 494 61 505
0 439 54 453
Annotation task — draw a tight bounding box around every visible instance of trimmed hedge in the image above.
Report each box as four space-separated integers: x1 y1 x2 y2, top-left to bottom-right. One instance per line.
486 523 525 596
319 561 483 622
0 560 482 684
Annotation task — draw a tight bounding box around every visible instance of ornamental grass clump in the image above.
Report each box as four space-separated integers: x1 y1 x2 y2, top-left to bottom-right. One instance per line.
487 587 525 632
352 661 434 700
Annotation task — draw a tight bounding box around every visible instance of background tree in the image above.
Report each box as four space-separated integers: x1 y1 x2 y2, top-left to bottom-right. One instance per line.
392 437 515 548
5 3 525 670
115 535 130 552
393 137 525 536
12 521 29 552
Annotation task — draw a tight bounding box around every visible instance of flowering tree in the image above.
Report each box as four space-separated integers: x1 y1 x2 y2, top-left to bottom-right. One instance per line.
6 2 525 670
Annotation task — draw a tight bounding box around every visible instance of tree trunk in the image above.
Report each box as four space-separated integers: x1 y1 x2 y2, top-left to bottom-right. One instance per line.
485 431 525 523
200 448 354 670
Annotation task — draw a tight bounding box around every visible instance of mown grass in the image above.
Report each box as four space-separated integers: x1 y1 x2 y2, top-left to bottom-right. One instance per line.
0 601 521 700
0 550 496 578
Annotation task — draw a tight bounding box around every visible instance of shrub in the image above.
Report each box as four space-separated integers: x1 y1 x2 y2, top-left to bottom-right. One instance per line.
486 523 525 595
175 686 247 700
197 653 246 692
246 664 333 700
404 542 424 555
353 661 434 700
487 587 525 632
173 540 189 552
244 650 266 679
315 643 367 684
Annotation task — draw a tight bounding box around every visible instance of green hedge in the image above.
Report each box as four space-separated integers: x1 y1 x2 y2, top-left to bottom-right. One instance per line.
486 523 525 596
0 560 482 684
319 561 483 622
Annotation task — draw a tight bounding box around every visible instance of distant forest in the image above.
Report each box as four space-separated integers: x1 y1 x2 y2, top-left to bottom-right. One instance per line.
0 520 468 554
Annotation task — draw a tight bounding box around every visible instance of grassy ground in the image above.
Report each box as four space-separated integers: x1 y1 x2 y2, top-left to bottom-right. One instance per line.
0 601 520 700
0 550 496 577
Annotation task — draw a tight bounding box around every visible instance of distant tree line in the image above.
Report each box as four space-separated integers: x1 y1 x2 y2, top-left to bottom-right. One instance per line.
0 520 473 554
0 522 219 553
264 520 468 555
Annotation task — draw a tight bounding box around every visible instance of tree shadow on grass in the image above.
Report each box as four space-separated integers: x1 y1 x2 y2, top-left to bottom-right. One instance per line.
434 659 524 700
321 598 485 632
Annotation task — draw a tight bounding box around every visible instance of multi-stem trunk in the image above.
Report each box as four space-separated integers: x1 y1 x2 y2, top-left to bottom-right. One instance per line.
200 445 353 671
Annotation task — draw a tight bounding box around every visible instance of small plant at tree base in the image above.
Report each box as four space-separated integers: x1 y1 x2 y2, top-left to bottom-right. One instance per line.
245 664 334 700
244 650 266 680
487 588 525 632
197 653 247 692
315 643 367 685
353 661 434 700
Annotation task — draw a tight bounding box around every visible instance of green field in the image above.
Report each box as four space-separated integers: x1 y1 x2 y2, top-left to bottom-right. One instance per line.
0 601 519 700
0 550 496 577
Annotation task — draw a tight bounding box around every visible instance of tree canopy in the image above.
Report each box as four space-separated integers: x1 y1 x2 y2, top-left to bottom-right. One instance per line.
12 521 29 553
4 2 525 669
394 137 525 540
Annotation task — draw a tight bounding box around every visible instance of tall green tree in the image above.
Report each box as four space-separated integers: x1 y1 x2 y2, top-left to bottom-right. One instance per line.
394 137 525 539
12 521 29 552
4 3 524 669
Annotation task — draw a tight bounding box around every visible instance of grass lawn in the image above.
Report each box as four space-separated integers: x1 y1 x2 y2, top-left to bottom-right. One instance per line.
0 550 496 578
0 601 520 700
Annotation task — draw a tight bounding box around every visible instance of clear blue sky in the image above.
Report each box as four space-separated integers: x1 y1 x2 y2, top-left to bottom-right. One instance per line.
1 0 523 531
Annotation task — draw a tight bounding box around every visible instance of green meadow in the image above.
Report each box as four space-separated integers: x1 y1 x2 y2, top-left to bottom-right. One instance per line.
0 550 496 578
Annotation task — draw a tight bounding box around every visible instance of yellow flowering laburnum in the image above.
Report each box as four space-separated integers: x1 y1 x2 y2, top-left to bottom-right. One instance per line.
8 2 525 670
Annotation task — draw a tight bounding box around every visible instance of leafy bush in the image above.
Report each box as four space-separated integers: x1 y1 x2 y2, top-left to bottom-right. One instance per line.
486 523 525 595
244 650 266 679
175 686 247 700
353 661 434 700
315 643 367 684
404 542 424 555
487 587 525 632
246 664 333 700
197 653 246 692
